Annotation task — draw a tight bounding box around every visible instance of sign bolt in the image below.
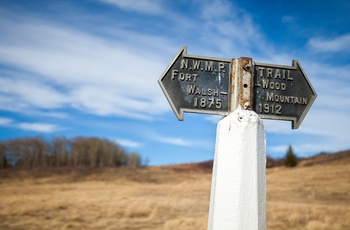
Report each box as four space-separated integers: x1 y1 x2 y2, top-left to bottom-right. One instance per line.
244 102 250 109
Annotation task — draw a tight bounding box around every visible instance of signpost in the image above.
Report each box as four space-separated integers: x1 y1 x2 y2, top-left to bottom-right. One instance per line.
158 47 317 230
159 47 317 129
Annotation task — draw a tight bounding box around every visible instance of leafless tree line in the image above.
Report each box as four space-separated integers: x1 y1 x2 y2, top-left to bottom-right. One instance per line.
0 137 141 169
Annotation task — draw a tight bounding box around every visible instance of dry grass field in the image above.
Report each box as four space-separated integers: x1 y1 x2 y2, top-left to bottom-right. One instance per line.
0 152 349 230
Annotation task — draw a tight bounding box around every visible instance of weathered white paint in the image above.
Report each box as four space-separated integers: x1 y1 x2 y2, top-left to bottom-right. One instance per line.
208 106 266 230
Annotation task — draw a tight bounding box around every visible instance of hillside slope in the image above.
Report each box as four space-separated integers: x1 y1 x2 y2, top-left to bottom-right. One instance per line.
0 150 349 229
299 149 350 166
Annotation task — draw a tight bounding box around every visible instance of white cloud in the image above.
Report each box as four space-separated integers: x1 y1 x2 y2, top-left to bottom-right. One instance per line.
0 8 170 120
307 33 350 53
17 122 59 133
0 117 13 126
0 1 283 122
115 138 142 148
98 0 164 15
0 76 67 110
158 137 192 146
0 116 61 133
150 133 192 146
199 0 231 20
194 0 272 58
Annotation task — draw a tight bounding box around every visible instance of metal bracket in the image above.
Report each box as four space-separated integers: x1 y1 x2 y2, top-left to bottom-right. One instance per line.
230 57 253 111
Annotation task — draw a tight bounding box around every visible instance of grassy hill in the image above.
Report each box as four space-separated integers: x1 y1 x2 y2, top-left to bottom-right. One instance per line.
299 149 350 166
0 150 349 229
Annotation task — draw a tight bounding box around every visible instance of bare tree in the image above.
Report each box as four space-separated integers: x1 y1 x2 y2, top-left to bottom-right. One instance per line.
0 136 142 169
128 152 141 167
0 142 7 169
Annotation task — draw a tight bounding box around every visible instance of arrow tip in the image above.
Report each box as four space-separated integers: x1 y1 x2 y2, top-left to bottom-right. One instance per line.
158 46 188 121
291 59 317 129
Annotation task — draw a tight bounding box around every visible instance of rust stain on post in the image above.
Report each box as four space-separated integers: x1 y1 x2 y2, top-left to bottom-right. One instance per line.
230 57 253 112
240 57 253 110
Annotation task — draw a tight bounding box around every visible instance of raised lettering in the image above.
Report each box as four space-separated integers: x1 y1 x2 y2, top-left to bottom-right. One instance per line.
267 68 273 78
282 69 286 79
261 79 286 91
280 96 284 103
281 83 286 90
181 59 188 69
287 70 293 80
266 92 273 101
275 69 281 79
285 96 290 103
294 97 299 104
193 60 201 70
258 67 265 77
302 97 307 105
171 69 178 80
262 79 269 88
187 84 196 94
185 73 192 81
205 61 213 72
275 82 280 90
192 74 198 82
179 73 185 81
276 105 282 114
218 62 225 72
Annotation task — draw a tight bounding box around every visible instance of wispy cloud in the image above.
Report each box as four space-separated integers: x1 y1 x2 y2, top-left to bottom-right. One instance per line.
307 33 350 53
0 1 281 122
98 0 164 15
0 7 169 120
115 138 142 148
193 0 276 60
150 133 192 146
0 116 60 133
17 122 59 133
0 75 67 110
0 117 13 126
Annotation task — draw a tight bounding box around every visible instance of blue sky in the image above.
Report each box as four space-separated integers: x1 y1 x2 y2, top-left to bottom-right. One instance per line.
0 0 349 165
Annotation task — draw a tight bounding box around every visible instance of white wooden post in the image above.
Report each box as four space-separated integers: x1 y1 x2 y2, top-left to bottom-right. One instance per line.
207 106 266 230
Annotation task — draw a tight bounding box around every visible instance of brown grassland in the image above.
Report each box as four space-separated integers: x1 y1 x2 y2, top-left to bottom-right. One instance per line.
0 152 349 230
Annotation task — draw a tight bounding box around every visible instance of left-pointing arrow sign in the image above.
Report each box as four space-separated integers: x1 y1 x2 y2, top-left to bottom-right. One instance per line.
158 47 231 120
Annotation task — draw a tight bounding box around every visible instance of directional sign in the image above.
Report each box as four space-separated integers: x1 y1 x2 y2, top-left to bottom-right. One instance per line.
158 47 231 120
253 60 317 129
159 47 317 129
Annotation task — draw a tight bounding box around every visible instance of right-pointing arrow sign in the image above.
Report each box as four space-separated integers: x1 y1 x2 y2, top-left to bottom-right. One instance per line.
253 60 317 129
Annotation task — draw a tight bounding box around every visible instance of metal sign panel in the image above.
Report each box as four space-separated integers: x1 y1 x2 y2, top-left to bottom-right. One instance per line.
253 60 317 129
158 47 231 120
